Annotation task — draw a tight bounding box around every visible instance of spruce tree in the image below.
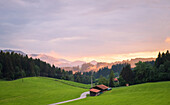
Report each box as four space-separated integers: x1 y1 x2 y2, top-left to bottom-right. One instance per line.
120 64 134 84
109 70 114 87
0 63 2 78
155 52 163 68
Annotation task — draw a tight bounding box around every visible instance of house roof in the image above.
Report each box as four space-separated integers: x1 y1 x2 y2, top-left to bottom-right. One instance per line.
90 88 101 93
114 78 118 81
96 84 109 90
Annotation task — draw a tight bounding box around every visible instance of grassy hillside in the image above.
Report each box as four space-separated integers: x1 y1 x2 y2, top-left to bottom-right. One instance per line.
56 79 91 89
0 77 87 105
65 81 170 105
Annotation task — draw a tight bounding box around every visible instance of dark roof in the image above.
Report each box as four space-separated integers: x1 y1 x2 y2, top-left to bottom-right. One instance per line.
96 84 109 90
90 88 101 93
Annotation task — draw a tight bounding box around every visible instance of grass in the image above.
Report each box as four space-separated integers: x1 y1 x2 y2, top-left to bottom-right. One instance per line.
56 79 91 89
0 77 87 105
64 81 170 105
1 77 169 105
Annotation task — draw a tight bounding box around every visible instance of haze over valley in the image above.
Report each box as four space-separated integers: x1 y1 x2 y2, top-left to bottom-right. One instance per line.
1 49 155 72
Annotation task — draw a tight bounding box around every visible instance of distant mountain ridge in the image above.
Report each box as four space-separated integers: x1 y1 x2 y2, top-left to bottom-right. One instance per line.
119 58 155 68
1 49 26 56
29 54 71 67
62 58 155 72
1 49 156 72
29 54 86 67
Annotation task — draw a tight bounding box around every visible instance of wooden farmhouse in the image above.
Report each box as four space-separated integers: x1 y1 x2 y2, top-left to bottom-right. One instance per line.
90 84 110 96
93 85 109 92
89 88 101 96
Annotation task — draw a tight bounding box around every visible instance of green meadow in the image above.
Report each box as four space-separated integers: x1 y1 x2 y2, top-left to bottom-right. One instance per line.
65 81 170 105
0 77 87 105
56 79 91 89
1 77 170 105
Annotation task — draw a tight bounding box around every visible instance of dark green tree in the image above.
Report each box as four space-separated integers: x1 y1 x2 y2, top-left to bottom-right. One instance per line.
29 61 35 76
118 76 126 86
155 52 163 68
109 70 114 87
98 75 108 86
166 50 170 61
134 61 154 83
120 64 134 84
0 63 2 78
21 69 26 82
34 65 40 76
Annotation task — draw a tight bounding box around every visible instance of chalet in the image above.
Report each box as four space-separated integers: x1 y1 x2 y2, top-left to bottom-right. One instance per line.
90 84 110 96
93 84 109 92
90 88 101 96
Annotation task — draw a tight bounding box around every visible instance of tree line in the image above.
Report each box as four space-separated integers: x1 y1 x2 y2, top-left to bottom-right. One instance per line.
94 63 126 79
88 64 126 87
119 50 170 86
0 50 128 84
0 51 92 83
0 50 169 87
94 50 170 87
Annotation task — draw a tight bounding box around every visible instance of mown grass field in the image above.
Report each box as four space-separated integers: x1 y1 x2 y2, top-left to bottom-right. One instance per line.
64 81 170 105
0 77 87 105
56 79 91 89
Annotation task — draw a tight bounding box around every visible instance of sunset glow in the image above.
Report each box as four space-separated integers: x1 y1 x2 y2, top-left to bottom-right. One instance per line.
0 0 170 62
47 50 167 63
165 37 170 44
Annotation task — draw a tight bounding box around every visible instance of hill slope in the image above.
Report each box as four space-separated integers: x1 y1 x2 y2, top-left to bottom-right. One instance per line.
0 77 88 105
65 81 170 105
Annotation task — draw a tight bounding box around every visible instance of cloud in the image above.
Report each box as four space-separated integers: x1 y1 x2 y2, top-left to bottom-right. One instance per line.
165 37 170 44
20 39 38 42
49 36 87 42
63 50 167 63
0 0 170 61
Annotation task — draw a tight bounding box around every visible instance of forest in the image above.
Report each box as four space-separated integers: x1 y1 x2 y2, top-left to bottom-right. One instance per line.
0 50 125 84
118 50 170 86
0 51 73 81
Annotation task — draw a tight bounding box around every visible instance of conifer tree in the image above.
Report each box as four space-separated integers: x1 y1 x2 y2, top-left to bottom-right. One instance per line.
0 63 2 78
120 64 134 84
109 70 114 87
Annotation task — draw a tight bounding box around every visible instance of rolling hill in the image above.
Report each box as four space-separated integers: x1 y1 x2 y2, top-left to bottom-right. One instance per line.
0 77 89 105
0 77 169 105
65 81 170 105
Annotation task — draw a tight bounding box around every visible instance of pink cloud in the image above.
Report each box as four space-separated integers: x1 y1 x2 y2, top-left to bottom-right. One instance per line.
165 37 170 44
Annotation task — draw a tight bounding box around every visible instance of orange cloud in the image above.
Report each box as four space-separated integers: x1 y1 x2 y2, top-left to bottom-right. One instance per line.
47 49 168 63
46 51 61 58
63 50 167 63
165 37 170 43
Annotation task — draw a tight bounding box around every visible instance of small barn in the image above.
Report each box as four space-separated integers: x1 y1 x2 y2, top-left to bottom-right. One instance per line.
93 84 109 92
89 88 101 96
90 84 110 96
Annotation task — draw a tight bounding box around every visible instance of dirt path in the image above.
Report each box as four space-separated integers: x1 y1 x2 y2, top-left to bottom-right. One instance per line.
49 91 90 105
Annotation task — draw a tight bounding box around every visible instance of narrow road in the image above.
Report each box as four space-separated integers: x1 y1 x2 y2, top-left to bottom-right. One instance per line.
49 91 90 105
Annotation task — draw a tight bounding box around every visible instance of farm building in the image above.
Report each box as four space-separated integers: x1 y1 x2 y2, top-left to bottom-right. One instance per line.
89 88 101 96
90 84 110 96
93 84 109 92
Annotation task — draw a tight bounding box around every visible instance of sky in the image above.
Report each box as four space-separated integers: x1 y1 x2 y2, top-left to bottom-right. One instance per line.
0 0 170 62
